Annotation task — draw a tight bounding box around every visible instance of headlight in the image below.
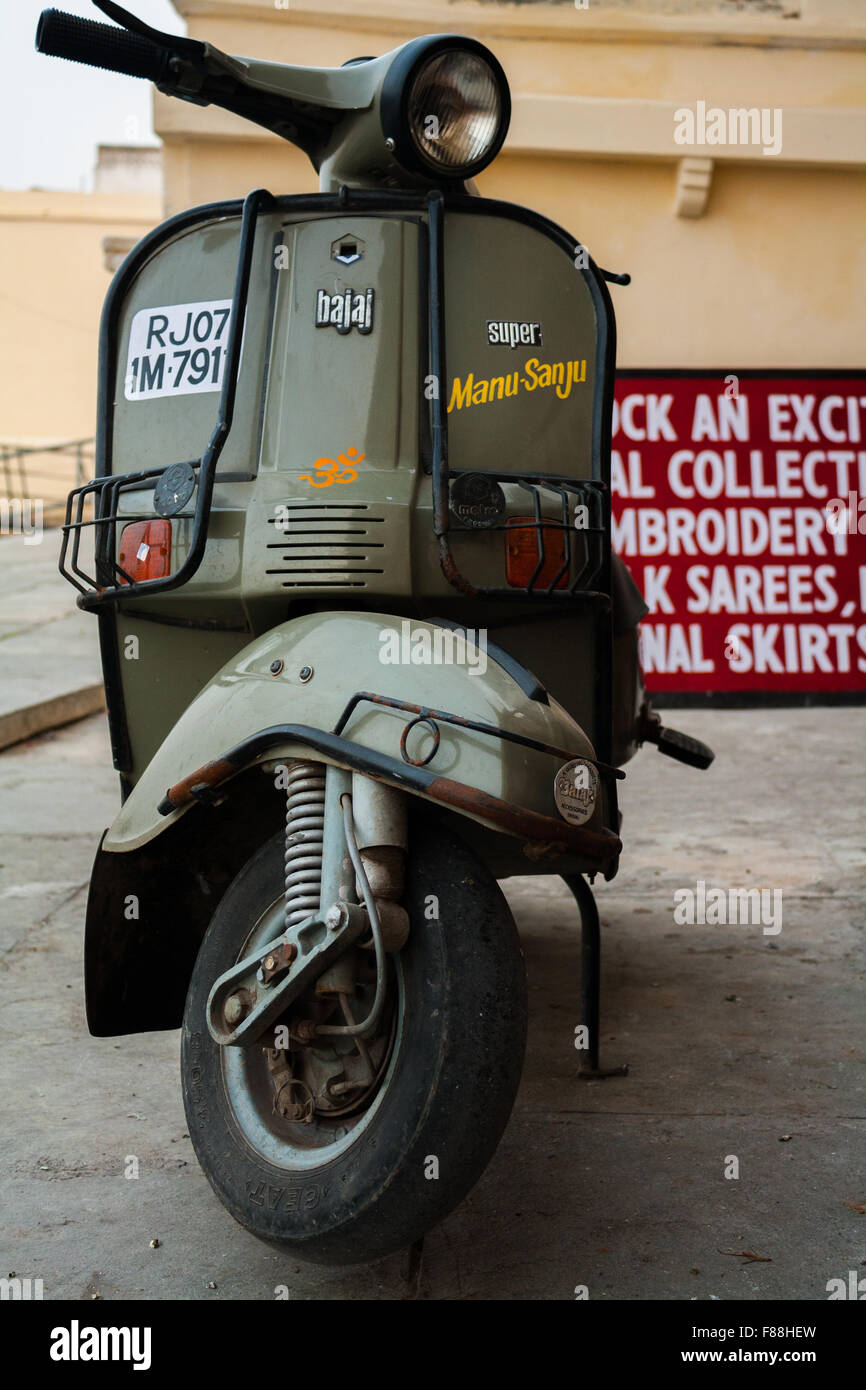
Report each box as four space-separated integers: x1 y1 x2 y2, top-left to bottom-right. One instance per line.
381 37 510 181
408 51 504 173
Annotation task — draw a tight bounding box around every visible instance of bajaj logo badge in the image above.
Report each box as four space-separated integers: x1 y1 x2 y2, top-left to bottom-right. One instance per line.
316 288 374 335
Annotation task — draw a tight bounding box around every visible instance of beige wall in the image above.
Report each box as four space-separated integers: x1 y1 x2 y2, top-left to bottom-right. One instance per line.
156 0 865 368
481 157 866 368
0 191 160 445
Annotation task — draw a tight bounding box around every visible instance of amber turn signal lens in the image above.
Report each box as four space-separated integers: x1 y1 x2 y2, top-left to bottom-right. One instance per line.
117 520 172 584
505 516 568 589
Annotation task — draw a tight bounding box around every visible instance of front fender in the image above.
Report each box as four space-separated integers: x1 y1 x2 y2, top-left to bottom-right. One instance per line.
104 611 613 855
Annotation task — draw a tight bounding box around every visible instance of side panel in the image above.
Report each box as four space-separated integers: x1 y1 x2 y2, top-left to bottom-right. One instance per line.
443 211 600 477
111 211 274 481
97 204 272 785
97 206 426 784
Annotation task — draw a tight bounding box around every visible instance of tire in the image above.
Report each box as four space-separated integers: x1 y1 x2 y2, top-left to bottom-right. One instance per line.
181 811 527 1265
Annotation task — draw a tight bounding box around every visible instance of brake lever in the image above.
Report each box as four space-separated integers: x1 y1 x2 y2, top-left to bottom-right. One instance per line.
92 0 205 60
92 0 249 105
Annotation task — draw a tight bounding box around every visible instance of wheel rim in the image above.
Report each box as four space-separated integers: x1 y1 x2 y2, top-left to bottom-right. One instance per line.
220 896 404 1171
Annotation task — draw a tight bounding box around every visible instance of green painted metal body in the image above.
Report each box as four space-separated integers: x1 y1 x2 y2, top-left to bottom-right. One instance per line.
68 175 641 1044
97 196 628 858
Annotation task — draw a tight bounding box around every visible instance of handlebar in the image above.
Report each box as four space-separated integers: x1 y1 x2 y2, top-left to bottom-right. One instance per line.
35 2 380 166
36 9 171 84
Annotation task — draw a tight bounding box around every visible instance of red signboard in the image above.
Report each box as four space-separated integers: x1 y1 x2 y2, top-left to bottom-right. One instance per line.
612 372 866 696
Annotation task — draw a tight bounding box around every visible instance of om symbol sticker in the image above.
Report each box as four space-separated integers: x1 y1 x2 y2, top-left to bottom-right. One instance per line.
299 446 364 488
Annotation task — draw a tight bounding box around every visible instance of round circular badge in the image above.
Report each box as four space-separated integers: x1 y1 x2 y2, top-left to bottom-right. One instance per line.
154 462 196 518
449 472 506 530
553 758 599 826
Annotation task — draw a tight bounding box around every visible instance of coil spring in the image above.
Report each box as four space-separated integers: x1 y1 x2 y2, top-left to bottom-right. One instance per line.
283 760 326 930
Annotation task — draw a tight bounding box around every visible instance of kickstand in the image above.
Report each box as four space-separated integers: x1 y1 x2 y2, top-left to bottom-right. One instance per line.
402 1236 424 1297
561 873 628 1080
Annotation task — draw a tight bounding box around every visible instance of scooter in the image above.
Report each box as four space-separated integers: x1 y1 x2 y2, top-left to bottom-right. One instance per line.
38 1 713 1265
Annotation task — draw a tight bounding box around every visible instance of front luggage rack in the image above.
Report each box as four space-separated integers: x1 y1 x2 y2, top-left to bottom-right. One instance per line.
59 187 274 610
59 459 201 599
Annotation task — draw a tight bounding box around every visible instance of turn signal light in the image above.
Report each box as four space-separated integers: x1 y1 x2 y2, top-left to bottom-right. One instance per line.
117 520 172 584
505 517 568 590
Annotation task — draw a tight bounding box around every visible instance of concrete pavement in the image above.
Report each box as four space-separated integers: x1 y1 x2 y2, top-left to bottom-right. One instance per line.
0 704 863 1300
0 531 103 751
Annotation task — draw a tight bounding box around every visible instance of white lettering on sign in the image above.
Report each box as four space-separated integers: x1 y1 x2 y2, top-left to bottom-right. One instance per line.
611 377 866 689
611 394 678 442
124 299 233 401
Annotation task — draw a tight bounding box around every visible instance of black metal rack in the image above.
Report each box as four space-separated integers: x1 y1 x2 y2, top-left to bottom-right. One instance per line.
442 469 608 597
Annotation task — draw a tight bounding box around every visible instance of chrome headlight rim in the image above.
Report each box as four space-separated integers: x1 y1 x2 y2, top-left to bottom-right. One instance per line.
380 35 511 182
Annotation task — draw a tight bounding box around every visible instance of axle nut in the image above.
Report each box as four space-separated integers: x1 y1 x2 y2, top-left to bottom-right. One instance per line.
224 991 250 1026
326 903 348 932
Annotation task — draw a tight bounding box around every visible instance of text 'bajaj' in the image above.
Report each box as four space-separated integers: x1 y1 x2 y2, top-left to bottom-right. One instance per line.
38 0 713 1264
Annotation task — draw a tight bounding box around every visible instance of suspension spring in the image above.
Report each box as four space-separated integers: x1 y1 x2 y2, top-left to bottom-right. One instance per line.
283 760 326 931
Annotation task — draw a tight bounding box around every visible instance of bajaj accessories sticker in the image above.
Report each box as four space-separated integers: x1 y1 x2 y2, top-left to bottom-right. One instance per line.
315 288 374 334
553 758 599 826
487 319 543 348
125 300 233 401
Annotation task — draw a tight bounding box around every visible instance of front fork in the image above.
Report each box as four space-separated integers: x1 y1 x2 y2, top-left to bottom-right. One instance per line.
206 762 407 1048
318 766 409 958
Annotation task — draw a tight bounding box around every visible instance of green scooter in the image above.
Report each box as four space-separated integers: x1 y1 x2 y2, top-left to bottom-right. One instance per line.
38 0 713 1265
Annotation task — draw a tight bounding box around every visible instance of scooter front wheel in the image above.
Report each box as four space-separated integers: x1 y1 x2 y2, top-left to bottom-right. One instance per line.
181 815 527 1265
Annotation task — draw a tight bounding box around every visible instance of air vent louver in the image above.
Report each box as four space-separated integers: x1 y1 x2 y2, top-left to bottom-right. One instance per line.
266 504 385 588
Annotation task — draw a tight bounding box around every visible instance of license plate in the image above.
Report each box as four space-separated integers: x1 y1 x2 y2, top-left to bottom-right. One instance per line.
124 298 233 401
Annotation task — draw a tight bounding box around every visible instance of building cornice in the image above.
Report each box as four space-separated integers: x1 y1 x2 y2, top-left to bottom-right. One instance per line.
173 0 866 52
0 192 161 226
154 90 866 170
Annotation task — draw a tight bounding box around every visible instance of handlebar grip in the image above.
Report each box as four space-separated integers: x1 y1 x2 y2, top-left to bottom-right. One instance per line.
655 726 715 771
36 9 170 84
